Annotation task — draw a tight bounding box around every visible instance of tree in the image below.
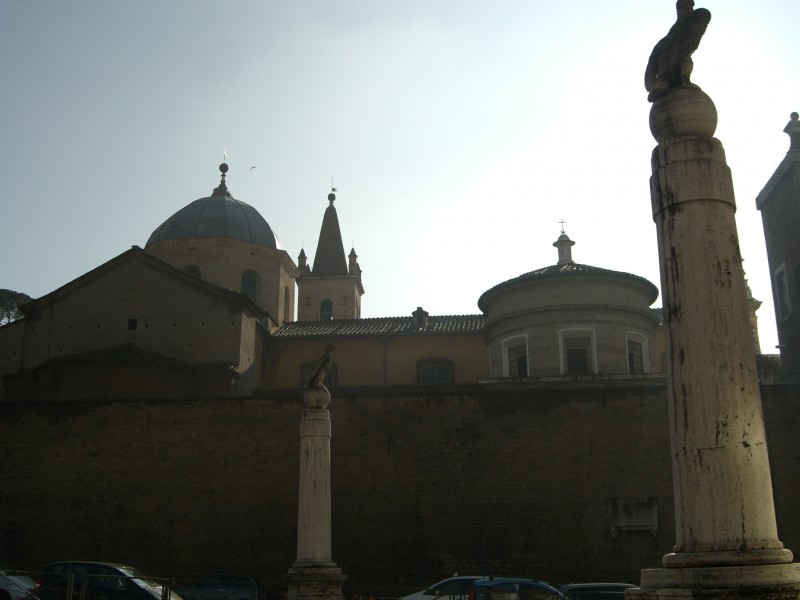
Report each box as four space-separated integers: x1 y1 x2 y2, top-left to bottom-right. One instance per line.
0 289 33 325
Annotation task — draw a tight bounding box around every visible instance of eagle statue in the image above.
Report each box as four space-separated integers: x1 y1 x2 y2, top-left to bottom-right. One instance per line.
645 0 711 102
307 344 336 389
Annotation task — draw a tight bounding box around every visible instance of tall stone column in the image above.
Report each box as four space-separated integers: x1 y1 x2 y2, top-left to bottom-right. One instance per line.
286 386 346 600
630 5 800 594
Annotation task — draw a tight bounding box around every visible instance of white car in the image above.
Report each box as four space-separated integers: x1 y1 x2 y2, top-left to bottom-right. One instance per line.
400 576 486 600
0 562 36 600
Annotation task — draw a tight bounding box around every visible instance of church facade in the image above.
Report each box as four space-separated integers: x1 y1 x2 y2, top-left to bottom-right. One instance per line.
2 156 796 593
0 162 676 400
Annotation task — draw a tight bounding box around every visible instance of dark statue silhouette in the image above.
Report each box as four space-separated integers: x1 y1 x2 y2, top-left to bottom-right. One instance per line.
645 0 711 102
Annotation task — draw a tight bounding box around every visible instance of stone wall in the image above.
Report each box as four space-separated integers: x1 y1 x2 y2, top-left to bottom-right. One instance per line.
1 381 797 597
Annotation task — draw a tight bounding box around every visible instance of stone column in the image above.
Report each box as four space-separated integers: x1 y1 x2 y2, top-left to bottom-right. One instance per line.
631 86 800 599
286 386 346 600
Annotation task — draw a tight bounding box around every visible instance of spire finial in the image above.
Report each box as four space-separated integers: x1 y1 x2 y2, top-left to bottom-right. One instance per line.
213 161 230 196
327 180 338 206
553 224 575 266
786 112 800 152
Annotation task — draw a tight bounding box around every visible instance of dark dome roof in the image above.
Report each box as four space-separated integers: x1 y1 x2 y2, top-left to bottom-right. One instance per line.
145 181 281 250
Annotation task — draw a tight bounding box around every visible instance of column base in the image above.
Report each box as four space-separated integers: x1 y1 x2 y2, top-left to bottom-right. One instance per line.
286 563 347 600
628 563 800 600
663 549 794 568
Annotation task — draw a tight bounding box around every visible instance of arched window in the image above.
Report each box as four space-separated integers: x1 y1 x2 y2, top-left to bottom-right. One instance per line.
417 358 454 384
320 299 334 321
184 265 201 278
241 270 259 302
283 286 291 322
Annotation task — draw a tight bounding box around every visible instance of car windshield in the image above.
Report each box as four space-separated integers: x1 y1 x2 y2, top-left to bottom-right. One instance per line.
114 566 164 591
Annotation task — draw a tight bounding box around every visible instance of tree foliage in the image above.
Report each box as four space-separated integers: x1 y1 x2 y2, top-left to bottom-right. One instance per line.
0 289 33 325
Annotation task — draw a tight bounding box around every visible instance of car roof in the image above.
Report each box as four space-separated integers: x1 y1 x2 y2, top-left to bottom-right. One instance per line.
560 584 636 590
474 578 552 586
43 561 143 574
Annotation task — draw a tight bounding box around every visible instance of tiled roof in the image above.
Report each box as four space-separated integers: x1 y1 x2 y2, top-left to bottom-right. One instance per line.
273 314 486 338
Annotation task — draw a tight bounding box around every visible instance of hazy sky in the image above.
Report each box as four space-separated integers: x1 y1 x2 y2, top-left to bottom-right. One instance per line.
1 1 797 352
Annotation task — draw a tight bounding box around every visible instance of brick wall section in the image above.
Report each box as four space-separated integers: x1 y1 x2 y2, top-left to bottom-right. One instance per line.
1 382 797 596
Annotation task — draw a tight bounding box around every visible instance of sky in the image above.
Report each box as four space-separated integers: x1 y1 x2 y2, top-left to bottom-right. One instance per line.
1 1 797 353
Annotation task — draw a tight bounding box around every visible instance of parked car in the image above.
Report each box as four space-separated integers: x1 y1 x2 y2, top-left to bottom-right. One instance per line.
35 561 185 600
470 577 566 600
559 583 635 600
0 561 37 600
182 575 261 600
399 576 486 600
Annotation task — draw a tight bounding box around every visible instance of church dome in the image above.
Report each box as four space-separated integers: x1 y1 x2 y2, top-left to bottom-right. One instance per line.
145 164 282 250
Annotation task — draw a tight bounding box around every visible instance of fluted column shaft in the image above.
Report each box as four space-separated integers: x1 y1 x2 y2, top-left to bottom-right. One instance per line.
649 90 790 569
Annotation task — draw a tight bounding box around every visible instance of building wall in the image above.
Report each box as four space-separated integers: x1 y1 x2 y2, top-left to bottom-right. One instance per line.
0 319 25 390
296 276 362 321
2 381 797 594
758 165 800 370
261 333 489 388
0 382 666 591
146 238 298 324
17 260 248 369
486 308 659 377
482 276 659 377
0 257 264 399
15 360 234 400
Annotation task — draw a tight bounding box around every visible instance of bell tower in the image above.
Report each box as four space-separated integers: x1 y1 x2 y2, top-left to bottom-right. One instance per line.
296 190 364 321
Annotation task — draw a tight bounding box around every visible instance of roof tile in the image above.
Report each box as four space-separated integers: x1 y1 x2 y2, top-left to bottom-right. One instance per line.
273 314 485 338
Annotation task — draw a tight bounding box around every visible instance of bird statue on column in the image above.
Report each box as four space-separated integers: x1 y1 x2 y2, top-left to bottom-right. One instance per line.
644 0 711 102
307 344 336 389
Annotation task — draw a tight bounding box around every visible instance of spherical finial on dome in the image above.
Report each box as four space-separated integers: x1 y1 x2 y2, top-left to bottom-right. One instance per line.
327 192 336 203
213 163 230 197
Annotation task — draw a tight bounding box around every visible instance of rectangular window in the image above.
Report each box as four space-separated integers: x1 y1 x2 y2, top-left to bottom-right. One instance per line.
418 360 454 384
627 340 644 374
564 337 592 374
127 318 138 330
507 344 528 377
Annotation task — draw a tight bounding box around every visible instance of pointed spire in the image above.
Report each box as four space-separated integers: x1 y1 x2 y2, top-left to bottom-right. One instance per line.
298 248 307 269
311 189 348 276
212 162 231 197
348 247 361 277
553 221 575 266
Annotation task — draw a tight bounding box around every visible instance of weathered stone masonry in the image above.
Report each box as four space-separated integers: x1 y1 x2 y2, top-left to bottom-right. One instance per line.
1 382 798 595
